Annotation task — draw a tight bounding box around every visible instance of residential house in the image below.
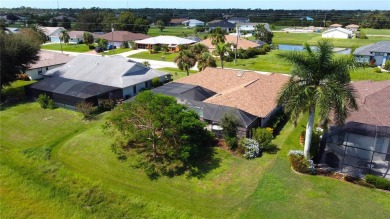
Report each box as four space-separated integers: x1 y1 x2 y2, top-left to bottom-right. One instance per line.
135 36 196 52
41 26 66 42
329 23 343 29
199 35 261 52
169 18 188 26
184 36 202 42
25 50 73 80
322 28 352 39
152 68 289 137
67 31 86 44
207 19 222 24
227 17 250 24
346 24 360 32
182 19 205 28
321 80 390 179
4 27 20 34
236 22 270 33
97 31 150 48
26 55 171 109
353 41 390 66
208 20 236 33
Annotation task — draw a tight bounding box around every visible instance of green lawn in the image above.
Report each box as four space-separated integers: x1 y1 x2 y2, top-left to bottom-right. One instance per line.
157 67 198 80
128 51 178 62
361 28 390 35
102 48 132 55
273 32 390 49
1 80 36 99
148 26 207 38
41 43 92 53
1 102 389 218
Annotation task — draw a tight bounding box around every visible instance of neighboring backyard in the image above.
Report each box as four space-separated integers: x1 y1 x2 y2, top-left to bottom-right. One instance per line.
1 81 390 218
148 26 207 38
128 51 178 62
41 43 92 52
156 67 198 80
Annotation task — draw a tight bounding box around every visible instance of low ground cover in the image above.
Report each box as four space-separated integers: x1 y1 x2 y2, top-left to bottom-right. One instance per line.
41 43 91 52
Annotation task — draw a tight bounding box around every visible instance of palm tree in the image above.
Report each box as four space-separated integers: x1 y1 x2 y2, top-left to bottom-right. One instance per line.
174 50 197 76
277 39 359 158
59 30 70 44
197 52 217 71
213 42 231 69
29 24 46 43
209 27 226 45
189 43 209 59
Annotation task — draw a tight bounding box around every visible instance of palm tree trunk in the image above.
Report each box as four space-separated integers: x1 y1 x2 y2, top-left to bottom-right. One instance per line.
186 69 189 76
304 105 316 158
220 55 224 69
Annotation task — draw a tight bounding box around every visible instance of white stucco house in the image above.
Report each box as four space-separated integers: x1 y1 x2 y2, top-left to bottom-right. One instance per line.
25 50 73 80
237 22 270 32
67 31 86 44
182 19 205 28
353 41 390 67
322 28 352 39
41 26 66 43
346 24 360 32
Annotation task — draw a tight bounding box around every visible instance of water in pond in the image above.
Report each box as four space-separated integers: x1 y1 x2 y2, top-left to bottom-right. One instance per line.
278 44 351 54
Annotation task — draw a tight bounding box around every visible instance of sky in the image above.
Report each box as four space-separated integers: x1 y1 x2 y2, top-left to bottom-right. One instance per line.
1 0 389 10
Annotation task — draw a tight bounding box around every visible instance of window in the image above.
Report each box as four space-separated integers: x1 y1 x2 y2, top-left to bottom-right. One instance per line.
145 81 148 88
46 67 49 70
38 68 43 74
133 85 136 94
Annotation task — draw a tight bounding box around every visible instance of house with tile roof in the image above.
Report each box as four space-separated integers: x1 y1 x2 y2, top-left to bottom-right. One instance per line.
346 24 360 32
152 67 290 137
135 36 196 52
322 28 352 39
67 31 87 44
169 18 188 26
41 26 66 43
182 19 205 28
26 55 171 108
237 22 270 33
25 50 73 80
329 23 343 29
321 80 390 179
208 20 236 32
199 35 261 52
353 41 390 67
97 31 150 48
227 17 250 24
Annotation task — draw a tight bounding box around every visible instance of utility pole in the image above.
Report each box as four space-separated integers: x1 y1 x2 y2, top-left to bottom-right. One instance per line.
234 25 240 65
111 23 114 51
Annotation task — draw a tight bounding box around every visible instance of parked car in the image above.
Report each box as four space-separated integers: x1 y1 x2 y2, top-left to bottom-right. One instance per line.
107 45 116 50
95 46 104 53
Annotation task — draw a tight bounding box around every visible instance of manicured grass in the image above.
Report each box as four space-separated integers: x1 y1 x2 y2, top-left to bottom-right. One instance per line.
361 28 390 35
128 51 178 62
1 80 36 98
148 26 207 38
102 48 132 55
41 43 92 53
350 68 390 81
157 67 198 80
273 32 390 49
1 103 390 218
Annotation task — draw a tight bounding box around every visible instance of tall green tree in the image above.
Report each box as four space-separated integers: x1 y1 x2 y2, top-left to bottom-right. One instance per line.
213 42 231 69
277 40 359 158
156 20 165 31
253 24 273 44
116 12 149 34
197 52 217 71
189 43 209 59
83 32 94 48
174 50 197 76
209 27 226 45
75 8 103 32
28 24 46 44
0 32 40 91
59 30 70 44
101 12 117 32
106 91 214 177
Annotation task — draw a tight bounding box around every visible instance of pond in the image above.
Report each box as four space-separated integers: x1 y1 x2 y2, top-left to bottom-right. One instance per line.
278 44 351 54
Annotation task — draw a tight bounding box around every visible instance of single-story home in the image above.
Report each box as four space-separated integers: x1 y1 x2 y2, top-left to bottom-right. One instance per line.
97 31 150 48
4 27 20 34
26 55 171 109
25 50 73 80
184 36 203 42
237 22 270 33
227 17 250 24
321 80 390 179
329 23 343 29
67 31 86 44
207 19 222 24
353 41 390 66
199 35 261 52
322 28 352 39
182 19 205 28
135 36 196 52
208 20 236 32
152 68 289 137
169 18 188 26
346 24 359 32
41 26 66 43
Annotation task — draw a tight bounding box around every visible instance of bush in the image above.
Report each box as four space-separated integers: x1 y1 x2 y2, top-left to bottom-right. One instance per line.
384 60 390 70
252 127 277 152
120 41 129 48
225 136 238 150
76 101 95 119
374 68 382 73
239 138 260 159
17 73 30 81
365 174 390 191
344 175 374 188
37 94 56 109
152 77 163 88
153 44 161 53
288 150 316 175
99 99 115 111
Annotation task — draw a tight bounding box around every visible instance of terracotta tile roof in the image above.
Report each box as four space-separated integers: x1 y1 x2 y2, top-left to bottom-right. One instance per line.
170 18 188 24
346 24 359 28
176 68 289 117
330 23 343 27
345 80 390 126
97 31 149 42
28 50 73 70
68 31 85 38
199 35 260 50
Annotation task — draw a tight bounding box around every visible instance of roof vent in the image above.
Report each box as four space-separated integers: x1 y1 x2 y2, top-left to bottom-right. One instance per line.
237 70 245 77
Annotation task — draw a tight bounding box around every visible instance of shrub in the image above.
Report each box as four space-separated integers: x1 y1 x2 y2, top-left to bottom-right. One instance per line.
152 77 163 88
37 94 56 109
252 127 277 152
220 112 240 150
374 68 382 73
365 174 390 191
344 175 374 188
99 99 115 111
288 150 316 175
153 44 161 53
17 73 30 81
120 41 129 48
239 138 260 159
384 60 390 70
225 136 238 150
76 101 95 119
